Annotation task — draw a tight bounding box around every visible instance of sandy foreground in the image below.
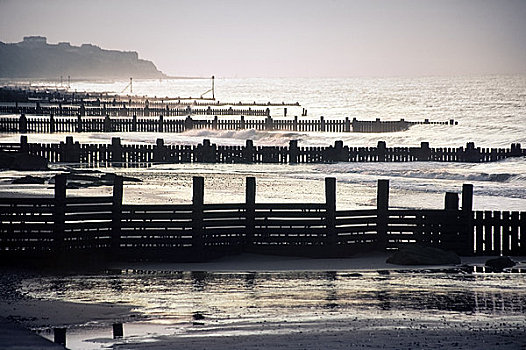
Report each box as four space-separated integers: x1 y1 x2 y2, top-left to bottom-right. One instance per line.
1 253 525 349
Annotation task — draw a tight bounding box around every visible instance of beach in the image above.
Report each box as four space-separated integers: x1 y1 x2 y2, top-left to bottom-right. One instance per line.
1 253 526 349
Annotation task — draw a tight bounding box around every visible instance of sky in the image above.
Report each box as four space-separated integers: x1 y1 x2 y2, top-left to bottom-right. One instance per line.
1 0 525 78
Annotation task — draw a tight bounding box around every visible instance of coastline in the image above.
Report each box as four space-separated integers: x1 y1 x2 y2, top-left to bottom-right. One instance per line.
2 254 526 348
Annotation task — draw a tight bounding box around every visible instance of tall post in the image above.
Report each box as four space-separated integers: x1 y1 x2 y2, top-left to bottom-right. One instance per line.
325 177 337 249
245 177 256 247
112 176 123 257
132 114 137 132
293 116 298 131
158 114 164 133
320 116 326 132
212 115 218 129
153 138 167 162
104 114 111 132
53 328 66 346
185 116 194 131
192 177 205 255
376 179 389 250
377 141 386 162
444 192 459 211
344 117 351 132
243 140 254 163
461 184 474 255
20 135 28 154
63 136 80 163
77 113 83 132
444 192 460 252
111 137 123 165
54 174 67 256
289 140 299 164
211 75 215 100
265 116 273 130
19 114 28 133
49 114 55 133
240 115 246 129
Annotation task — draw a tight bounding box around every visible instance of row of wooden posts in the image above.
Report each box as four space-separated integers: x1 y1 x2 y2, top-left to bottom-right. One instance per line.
0 87 301 106
0 114 456 134
0 104 271 118
1 175 525 262
2 136 524 165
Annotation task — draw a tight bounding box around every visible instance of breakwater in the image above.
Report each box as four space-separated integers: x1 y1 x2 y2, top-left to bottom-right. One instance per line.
0 113 455 133
0 136 523 166
1 176 524 263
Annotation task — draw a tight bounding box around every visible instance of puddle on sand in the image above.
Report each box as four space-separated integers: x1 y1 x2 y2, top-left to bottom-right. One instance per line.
22 270 526 349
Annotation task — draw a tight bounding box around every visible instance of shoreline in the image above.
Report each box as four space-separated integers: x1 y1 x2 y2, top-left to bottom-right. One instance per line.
1 253 525 349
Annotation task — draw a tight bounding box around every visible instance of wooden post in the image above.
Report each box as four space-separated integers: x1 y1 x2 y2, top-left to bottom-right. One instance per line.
443 192 460 252
320 116 326 132
461 184 474 255
144 100 149 116
111 137 123 165
185 116 194 131
154 138 167 162
104 114 111 132
112 176 123 260
192 177 204 254
77 113 83 132
265 116 273 130
49 114 55 133
113 323 124 339
54 174 66 255
376 179 389 250
243 140 254 163
53 328 66 346
445 192 459 211
158 114 164 133
418 142 431 161
289 140 299 164
17 113 26 133
377 141 386 162
20 135 28 153
63 136 80 163
212 115 218 129
240 115 246 129
462 184 473 213
344 117 351 132
325 177 337 249
293 116 298 131
132 114 137 132
246 177 256 247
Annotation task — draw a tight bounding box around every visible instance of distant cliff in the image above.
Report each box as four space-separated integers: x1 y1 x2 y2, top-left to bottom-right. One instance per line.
0 36 167 79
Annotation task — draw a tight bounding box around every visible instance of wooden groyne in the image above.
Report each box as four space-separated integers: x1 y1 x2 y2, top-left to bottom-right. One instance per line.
0 86 301 107
0 114 455 134
1 136 523 166
1 176 524 262
0 105 270 118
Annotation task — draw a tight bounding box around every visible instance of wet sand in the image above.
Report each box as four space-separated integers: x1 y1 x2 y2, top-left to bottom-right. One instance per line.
1 254 526 349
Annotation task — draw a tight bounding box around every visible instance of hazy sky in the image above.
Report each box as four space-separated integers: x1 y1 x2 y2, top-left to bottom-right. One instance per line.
1 0 525 77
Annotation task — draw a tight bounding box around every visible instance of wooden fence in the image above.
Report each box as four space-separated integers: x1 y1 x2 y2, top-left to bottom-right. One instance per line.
1 136 524 166
0 105 270 118
0 114 455 134
1 177 524 262
0 86 301 107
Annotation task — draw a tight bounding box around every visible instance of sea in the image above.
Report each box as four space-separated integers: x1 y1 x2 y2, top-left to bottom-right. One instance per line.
1 75 525 210
1 75 526 349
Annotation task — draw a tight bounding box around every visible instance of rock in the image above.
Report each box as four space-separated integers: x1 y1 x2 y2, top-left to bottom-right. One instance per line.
485 256 516 272
10 154 48 171
12 175 47 184
386 245 461 265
